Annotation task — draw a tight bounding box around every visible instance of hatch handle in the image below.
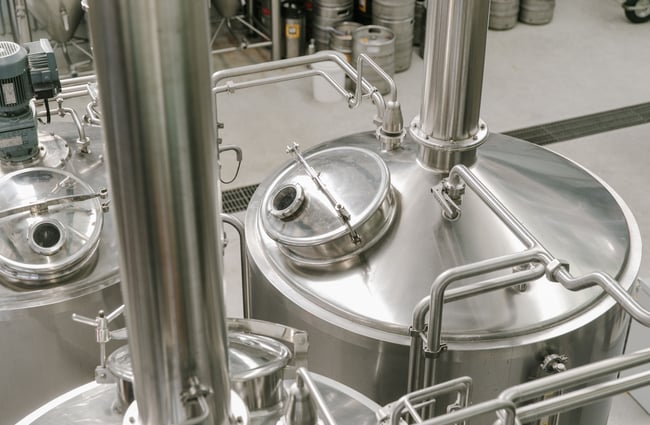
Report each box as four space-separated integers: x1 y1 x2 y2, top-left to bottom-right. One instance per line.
286 142 362 245
0 188 109 220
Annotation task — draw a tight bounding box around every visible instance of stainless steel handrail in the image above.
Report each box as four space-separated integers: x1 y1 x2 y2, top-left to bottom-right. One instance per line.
446 165 650 327
221 214 251 319
403 349 650 425
388 376 472 425
410 164 650 393
211 51 388 124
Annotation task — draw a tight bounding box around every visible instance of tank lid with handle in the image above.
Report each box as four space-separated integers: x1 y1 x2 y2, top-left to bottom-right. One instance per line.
105 332 292 386
260 144 397 266
0 167 106 285
229 332 292 381
246 133 641 342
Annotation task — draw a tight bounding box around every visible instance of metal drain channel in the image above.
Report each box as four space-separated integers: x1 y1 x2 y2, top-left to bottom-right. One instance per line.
222 184 259 214
503 102 650 145
222 102 650 213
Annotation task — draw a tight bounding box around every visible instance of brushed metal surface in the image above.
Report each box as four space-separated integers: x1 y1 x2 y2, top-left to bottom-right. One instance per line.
0 283 123 425
246 131 641 424
27 0 83 43
18 374 381 425
0 124 122 424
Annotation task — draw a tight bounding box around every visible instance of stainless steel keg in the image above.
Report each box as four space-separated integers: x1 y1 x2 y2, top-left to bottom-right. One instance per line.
313 0 354 51
372 0 414 71
351 25 395 94
330 21 362 63
282 0 306 58
519 0 555 25
489 0 520 30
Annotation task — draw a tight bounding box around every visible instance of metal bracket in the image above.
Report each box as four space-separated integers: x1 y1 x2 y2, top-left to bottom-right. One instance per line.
219 144 243 184
286 143 362 245
545 259 570 282
431 178 466 221
72 305 127 384
423 343 448 359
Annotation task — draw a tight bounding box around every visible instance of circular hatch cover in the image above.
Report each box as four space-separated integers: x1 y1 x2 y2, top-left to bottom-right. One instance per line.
0 167 105 285
261 146 397 266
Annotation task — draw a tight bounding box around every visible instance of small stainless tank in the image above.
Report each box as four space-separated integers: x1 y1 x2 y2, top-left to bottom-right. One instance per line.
0 130 122 425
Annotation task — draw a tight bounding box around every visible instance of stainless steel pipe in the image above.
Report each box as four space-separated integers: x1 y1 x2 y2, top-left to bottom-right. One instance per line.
87 1 231 425
447 164 650 327
515 371 650 423
419 0 489 141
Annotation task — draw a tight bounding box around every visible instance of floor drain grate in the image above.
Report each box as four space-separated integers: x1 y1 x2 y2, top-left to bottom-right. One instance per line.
222 184 259 214
504 102 650 145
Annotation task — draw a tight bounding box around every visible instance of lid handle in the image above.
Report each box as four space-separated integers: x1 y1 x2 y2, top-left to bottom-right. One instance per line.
0 187 110 220
286 143 361 245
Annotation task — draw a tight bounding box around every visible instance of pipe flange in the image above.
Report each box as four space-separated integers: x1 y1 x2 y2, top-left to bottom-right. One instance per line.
28 218 67 256
409 117 489 172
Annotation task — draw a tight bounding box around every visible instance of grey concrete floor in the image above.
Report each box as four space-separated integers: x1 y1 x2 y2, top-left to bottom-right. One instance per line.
216 0 650 423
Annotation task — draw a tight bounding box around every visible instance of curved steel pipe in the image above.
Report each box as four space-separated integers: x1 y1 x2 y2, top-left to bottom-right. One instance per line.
389 376 472 425
221 214 251 319
514 371 650 424
211 51 386 120
498 348 650 406
411 164 650 392
448 165 650 327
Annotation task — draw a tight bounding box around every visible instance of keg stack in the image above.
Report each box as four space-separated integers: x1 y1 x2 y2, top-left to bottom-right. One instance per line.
329 20 362 63
489 0 556 30
371 0 414 72
313 0 354 51
351 25 395 94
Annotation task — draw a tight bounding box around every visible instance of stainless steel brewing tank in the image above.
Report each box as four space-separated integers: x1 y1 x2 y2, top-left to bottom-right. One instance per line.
0 128 122 425
246 131 640 424
18 373 380 425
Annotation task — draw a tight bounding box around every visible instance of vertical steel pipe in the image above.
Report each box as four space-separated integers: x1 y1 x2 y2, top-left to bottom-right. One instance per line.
87 1 231 425
9 0 32 43
271 0 282 60
419 0 489 142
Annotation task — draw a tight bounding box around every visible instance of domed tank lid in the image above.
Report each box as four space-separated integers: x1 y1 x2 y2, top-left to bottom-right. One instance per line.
229 332 291 381
106 333 291 383
0 167 106 285
107 344 133 382
260 144 397 266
